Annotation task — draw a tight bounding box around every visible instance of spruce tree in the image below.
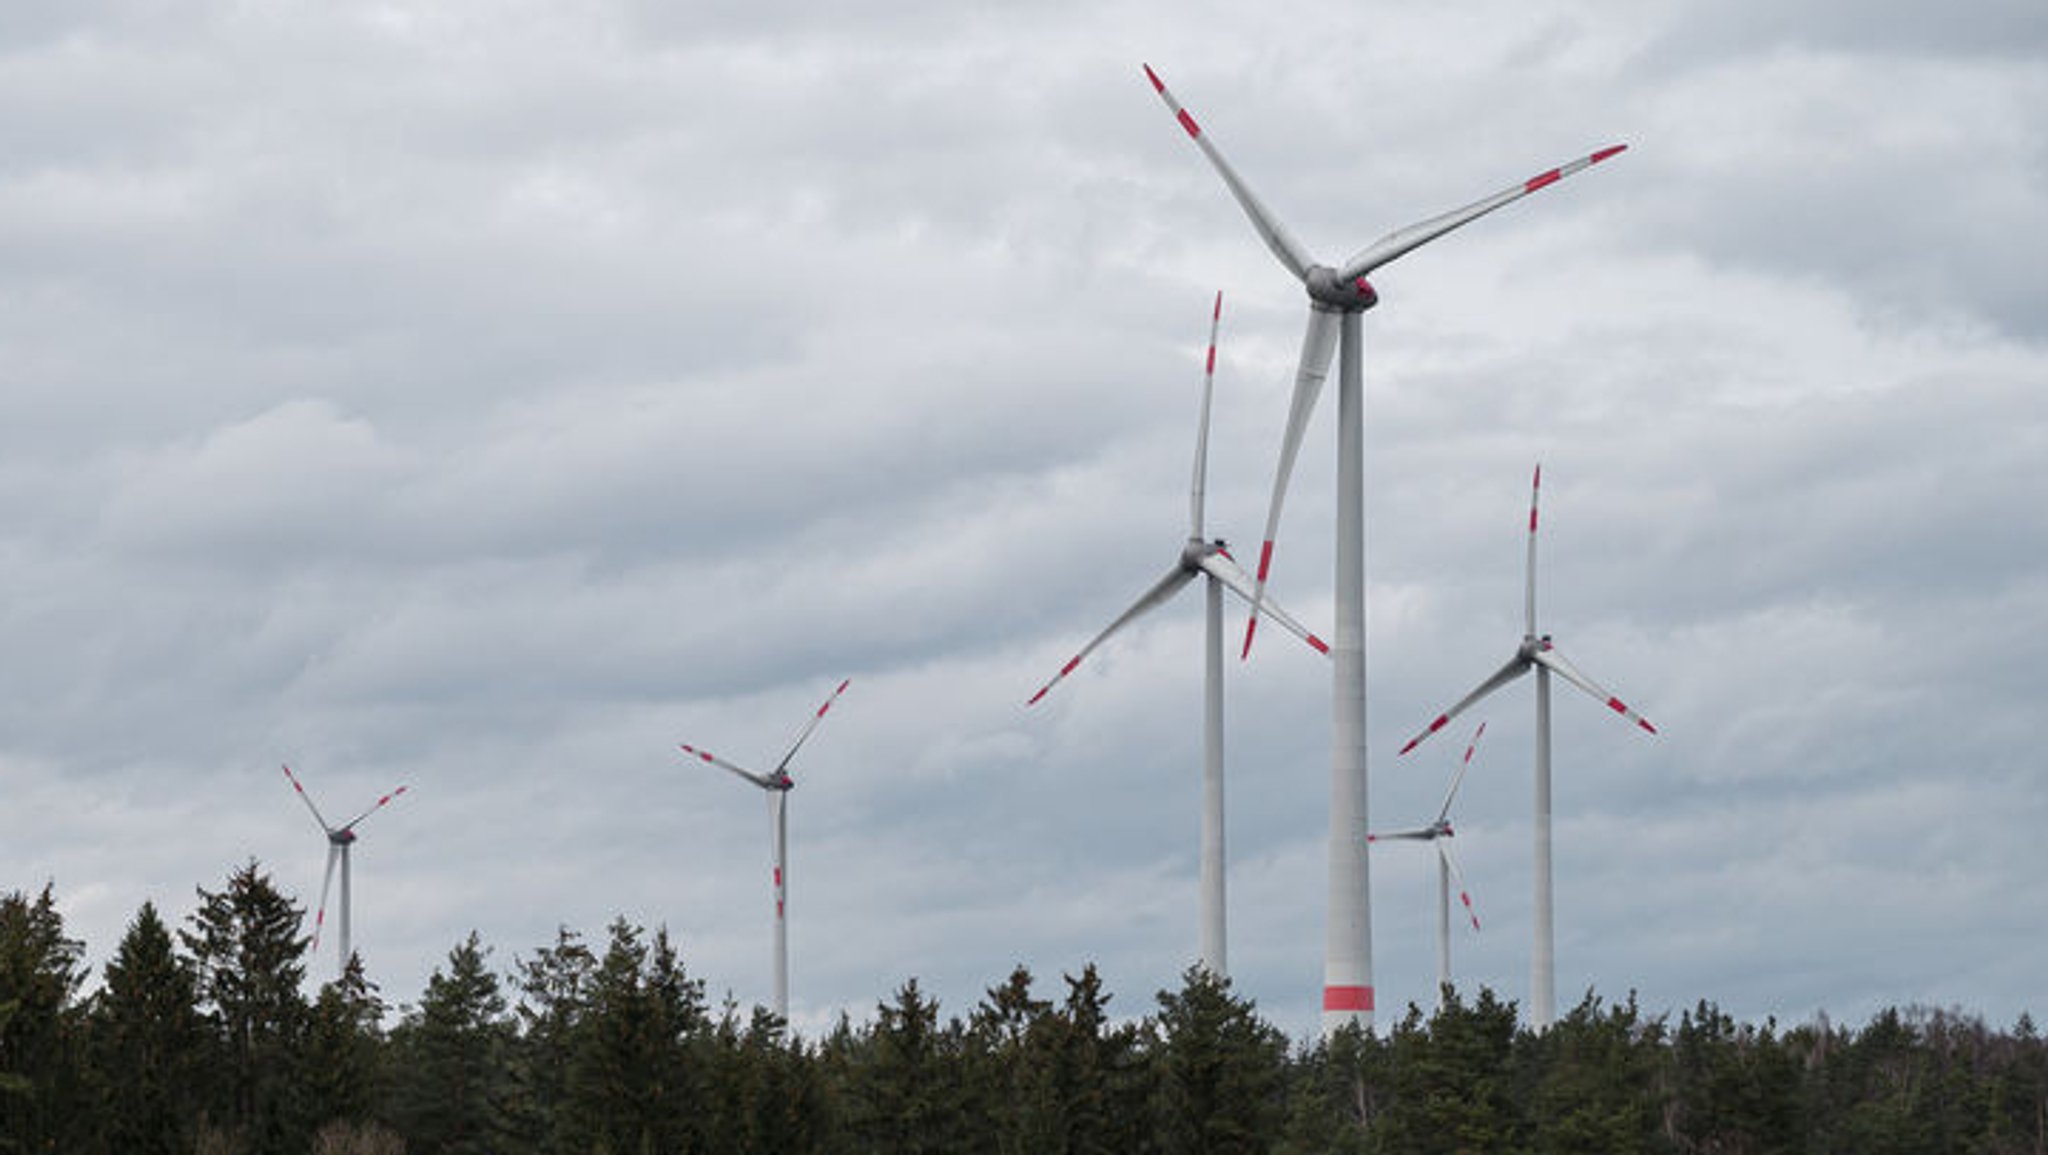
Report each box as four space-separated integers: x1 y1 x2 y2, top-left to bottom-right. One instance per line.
0 884 88 1153
389 931 513 1155
89 900 204 1155
181 860 313 1154
1148 965 1288 1155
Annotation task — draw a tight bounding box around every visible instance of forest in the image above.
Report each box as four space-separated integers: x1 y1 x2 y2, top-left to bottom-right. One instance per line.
2 866 2044 1155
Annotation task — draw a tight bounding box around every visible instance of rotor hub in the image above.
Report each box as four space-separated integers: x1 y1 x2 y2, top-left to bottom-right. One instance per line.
1305 266 1378 311
1180 537 1224 572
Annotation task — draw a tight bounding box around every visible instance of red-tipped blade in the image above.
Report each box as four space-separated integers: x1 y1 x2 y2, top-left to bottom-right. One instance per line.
1335 143 1629 282
773 678 852 774
1143 64 1317 281
1241 308 1340 659
280 763 334 834
1534 643 1658 735
1399 654 1530 755
1027 566 1197 705
338 784 409 834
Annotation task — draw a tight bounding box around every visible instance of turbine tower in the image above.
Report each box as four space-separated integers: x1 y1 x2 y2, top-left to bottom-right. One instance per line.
280 763 408 976
1143 63 1626 1033
1368 721 1486 1007
1396 466 1656 1028
680 678 849 1024
1027 292 1330 980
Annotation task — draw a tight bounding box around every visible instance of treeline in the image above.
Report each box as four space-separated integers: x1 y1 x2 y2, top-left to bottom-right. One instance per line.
2 866 2045 1155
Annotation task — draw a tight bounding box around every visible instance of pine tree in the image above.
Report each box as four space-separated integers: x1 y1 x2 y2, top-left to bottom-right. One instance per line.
88 900 204 1155
302 954 388 1135
389 931 513 1155
1148 964 1288 1155
0 884 89 1153
509 924 596 1155
180 860 314 1154
1370 985 1520 1154
564 919 706 1154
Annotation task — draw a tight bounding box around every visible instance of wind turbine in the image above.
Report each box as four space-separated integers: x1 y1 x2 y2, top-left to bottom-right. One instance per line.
1144 62 1626 1032
679 678 849 1024
279 763 408 976
1368 721 1486 1007
1027 291 1330 980
1396 465 1655 1028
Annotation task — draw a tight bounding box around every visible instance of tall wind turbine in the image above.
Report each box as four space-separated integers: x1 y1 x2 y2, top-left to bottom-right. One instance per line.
1396 465 1656 1028
1027 292 1330 980
1368 721 1486 1007
679 678 849 1024
1143 63 1626 1032
280 763 408 976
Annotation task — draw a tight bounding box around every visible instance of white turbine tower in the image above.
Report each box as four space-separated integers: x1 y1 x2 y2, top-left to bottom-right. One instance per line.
1368 721 1486 1007
1143 63 1626 1033
679 678 849 1024
1027 292 1330 980
1396 465 1656 1028
280 763 408 977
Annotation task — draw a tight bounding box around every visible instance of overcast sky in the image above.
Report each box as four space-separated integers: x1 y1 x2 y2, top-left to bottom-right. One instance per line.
3 0 2044 1040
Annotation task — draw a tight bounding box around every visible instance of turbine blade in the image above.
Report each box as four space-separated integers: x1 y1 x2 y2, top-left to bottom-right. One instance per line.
1439 841 1482 932
338 784 409 834
1241 307 1340 658
1199 551 1329 656
1337 144 1628 282
774 678 851 774
1365 827 1437 842
1190 290 1222 538
280 763 335 833
1435 720 1488 824
1534 644 1658 735
680 743 776 789
1399 654 1531 755
312 844 339 951
1143 64 1317 281
1526 464 1542 637
1027 566 1199 705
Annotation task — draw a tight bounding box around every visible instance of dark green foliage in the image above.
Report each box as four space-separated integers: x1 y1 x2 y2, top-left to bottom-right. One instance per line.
181 859 314 1153
839 977 977 1154
302 954 388 1135
563 920 706 1154
10 866 2048 1155
1148 965 1291 1155
1371 984 1522 1154
388 931 514 1155
88 900 205 1155
0 885 87 1153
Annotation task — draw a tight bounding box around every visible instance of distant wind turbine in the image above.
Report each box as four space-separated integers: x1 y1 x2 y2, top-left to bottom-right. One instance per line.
679 679 849 1024
1027 292 1330 980
1143 63 1626 1032
1396 466 1656 1028
280 763 408 976
1369 721 1486 1007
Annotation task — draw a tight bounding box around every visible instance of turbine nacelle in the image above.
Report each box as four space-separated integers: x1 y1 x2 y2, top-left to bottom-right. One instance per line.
1305 267 1379 312
1179 537 1228 573
328 828 358 847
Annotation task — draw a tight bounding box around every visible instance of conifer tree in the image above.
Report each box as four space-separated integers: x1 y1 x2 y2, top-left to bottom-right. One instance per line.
89 900 204 1155
0 885 86 1153
181 860 313 1153
1148 965 1288 1155
565 919 706 1154
389 931 513 1155
302 954 388 1135
509 924 595 1154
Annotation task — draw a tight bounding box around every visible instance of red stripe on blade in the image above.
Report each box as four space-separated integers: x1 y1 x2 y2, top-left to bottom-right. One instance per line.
1591 144 1628 163
1176 109 1201 138
1254 540 1274 582
1143 63 1165 92
1322 985 1375 1012
1307 634 1329 654
1525 169 1561 192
